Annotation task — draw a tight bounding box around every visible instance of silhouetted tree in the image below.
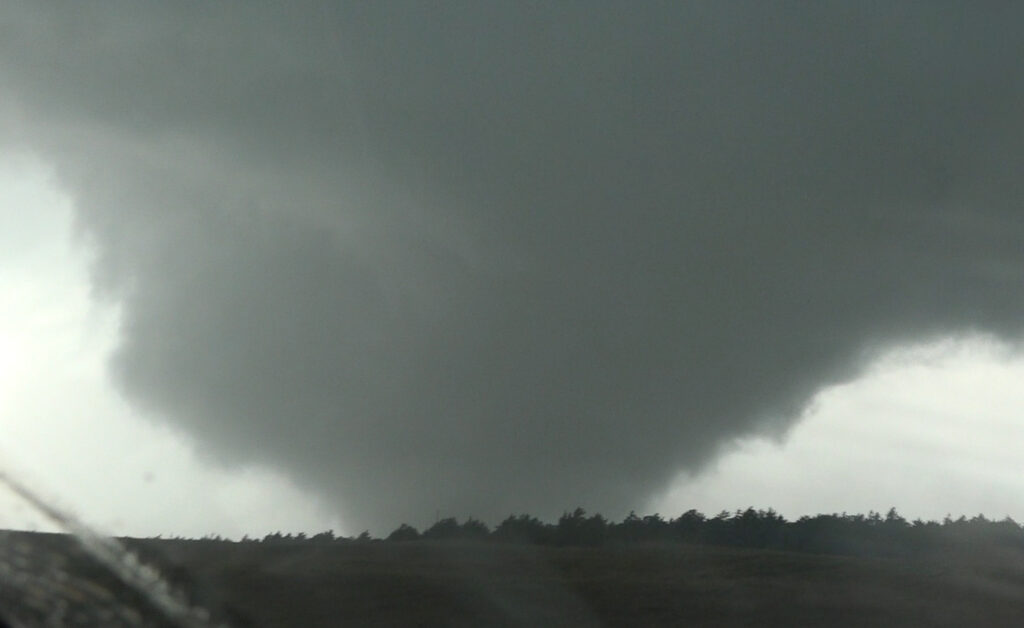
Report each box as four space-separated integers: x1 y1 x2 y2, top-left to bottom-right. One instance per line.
386 524 420 542
422 518 461 541
309 530 335 543
669 509 705 543
556 508 608 546
493 514 552 544
615 511 644 543
361 505 1024 558
461 518 491 539
732 508 785 549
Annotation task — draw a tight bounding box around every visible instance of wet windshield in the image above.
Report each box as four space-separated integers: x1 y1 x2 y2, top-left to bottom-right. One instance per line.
2 3 1024 626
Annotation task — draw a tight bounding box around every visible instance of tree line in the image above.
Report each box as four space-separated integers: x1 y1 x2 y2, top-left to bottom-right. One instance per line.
243 507 1024 560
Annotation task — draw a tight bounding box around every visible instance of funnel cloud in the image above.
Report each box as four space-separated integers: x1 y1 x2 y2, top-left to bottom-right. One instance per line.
2 3 1023 530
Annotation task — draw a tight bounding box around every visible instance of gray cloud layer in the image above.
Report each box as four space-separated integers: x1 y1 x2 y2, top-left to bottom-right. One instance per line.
2 2 1024 530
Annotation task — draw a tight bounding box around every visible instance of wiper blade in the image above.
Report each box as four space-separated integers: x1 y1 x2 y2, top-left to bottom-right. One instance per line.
0 467 224 627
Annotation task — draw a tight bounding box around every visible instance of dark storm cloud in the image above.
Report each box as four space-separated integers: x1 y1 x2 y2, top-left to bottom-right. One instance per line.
3 2 1024 530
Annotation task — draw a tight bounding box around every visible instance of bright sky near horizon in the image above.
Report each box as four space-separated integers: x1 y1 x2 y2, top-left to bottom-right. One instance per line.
0 153 345 538
3 151 1024 538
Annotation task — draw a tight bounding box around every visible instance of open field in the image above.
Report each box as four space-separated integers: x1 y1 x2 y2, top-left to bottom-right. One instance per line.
142 538 1024 627
4 530 1024 626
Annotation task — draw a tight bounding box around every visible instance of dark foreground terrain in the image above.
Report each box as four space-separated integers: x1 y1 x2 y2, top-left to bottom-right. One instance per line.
4 532 1024 626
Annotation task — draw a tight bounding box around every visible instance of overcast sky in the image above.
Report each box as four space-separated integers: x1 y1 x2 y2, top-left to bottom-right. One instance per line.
2 3 1024 536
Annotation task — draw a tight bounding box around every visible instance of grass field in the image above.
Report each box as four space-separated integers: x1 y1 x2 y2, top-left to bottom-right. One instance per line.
136 538 1024 626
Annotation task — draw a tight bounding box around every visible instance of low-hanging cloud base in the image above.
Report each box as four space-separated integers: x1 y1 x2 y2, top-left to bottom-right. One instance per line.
2 3 1024 531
